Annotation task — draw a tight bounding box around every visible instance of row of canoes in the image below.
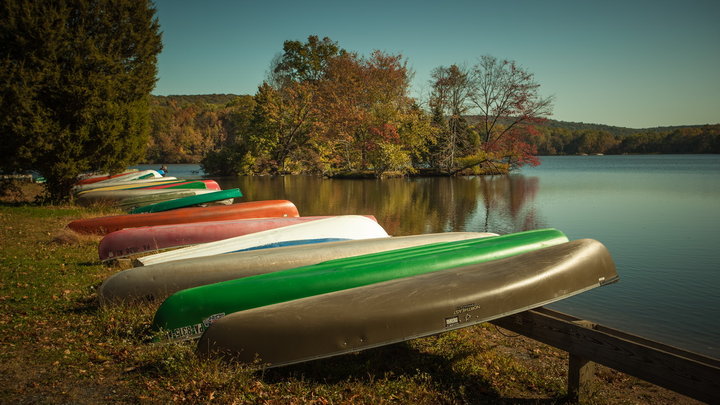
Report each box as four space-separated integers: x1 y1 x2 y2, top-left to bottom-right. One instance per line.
72 169 241 213
68 169 619 368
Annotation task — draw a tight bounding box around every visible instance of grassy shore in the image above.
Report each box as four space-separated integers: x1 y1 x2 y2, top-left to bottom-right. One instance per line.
0 184 703 404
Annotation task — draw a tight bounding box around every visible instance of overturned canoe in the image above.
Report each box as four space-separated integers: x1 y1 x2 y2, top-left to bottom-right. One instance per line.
197 239 618 367
73 177 179 193
98 232 495 303
114 190 206 211
137 215 389 266
128 188 241 214
152 229 569 340
76 169 161 185
99 215 377 261
75 188 220 206
75 169 140 185
76 179 220 195
134 179 220 191
67 200 299 235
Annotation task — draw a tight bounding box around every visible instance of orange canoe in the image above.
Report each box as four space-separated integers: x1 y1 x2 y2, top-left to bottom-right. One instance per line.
68 200 299 235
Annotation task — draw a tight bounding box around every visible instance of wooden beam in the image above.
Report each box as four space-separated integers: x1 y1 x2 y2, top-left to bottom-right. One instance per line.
490 307 720 404
567 353 595 402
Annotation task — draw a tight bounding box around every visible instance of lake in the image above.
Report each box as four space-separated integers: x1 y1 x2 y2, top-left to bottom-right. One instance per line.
133 155 720 358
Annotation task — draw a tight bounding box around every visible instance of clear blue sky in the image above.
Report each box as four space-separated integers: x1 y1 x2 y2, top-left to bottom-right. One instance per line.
152 0 719 129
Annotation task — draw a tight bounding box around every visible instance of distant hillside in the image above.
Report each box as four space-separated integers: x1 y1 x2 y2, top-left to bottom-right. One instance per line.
151 96 715 132
151 94 240 107
464 115 715 136
539 119 717 136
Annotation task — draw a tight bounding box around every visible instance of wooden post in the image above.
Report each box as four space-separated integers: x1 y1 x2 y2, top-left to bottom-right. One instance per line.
568 353 595 402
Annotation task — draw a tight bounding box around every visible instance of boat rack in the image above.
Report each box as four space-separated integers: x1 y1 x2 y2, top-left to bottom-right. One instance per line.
490 307 720 403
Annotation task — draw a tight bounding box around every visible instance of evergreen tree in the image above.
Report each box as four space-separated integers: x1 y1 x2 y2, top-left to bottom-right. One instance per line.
0 0 162 201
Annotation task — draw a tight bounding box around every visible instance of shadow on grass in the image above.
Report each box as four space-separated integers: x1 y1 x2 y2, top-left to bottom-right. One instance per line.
262 341 567 404
66 294 101 315
263 343 492 403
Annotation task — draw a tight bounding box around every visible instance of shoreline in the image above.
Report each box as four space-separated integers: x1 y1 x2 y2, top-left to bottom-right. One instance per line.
0 188 706 403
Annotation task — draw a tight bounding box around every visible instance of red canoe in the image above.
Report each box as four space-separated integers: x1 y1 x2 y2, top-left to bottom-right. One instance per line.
68 200 299 235
98 215 377 260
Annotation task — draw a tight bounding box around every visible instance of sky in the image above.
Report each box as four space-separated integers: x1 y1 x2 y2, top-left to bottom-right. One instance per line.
152 0 720 129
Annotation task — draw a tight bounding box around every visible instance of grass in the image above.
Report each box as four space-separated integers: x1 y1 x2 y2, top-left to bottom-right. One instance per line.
0 185 704 404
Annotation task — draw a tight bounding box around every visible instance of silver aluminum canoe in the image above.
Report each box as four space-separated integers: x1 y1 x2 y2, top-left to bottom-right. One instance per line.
98 232 495 304
196 239 618 368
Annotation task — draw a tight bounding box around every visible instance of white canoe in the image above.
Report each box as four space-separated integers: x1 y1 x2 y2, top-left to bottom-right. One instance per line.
136 215 390 266
99 232 496 303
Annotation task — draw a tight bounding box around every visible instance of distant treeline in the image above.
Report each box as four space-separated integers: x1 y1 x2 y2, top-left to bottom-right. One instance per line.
146 94 720 165
146 94 243 163
532 123 720 155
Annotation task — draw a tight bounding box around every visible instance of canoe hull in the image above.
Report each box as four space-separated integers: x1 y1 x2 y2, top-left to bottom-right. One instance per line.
152 229 569 340
197 239 618 367
75 169 141 185
67 200 299 235
76 170 160 185
128 188 242 214
75 188 216 205
137 215 389 266
98 232 496 303
73 177 179 193
99 215 377 261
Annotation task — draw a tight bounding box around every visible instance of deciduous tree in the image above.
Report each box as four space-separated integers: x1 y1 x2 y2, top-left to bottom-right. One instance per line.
271 35 344 86
466 55 553 170
429 64 473 171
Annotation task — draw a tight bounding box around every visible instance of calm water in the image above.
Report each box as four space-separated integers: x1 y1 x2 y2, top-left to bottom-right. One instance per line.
133 155 720 358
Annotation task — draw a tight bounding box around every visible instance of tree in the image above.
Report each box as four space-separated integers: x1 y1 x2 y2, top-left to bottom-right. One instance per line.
316 51 424 176
465 55 553 171
429 64 473 171
0 0 162 201
271 35 344 86
199 95 258 175
243 81 319 174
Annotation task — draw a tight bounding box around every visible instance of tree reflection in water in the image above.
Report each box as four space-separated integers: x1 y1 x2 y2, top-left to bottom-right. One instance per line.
221 175 545 236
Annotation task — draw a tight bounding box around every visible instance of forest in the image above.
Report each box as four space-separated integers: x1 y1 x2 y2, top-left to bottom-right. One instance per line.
146 37 555 177
143 36 718 177
146 93 720 173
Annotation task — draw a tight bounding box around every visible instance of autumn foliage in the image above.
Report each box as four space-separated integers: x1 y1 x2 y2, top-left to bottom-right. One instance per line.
144 36 717 178
195 36 553 177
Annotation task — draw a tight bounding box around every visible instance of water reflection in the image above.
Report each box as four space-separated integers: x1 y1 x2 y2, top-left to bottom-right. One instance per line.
218 174 544 236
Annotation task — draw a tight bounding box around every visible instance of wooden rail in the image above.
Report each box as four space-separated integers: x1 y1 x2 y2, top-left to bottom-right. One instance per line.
490 307 720 403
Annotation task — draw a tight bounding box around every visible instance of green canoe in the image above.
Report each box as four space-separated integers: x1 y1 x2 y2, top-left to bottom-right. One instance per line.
129 188 242 214
115 190 203 210
152 228 568 340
